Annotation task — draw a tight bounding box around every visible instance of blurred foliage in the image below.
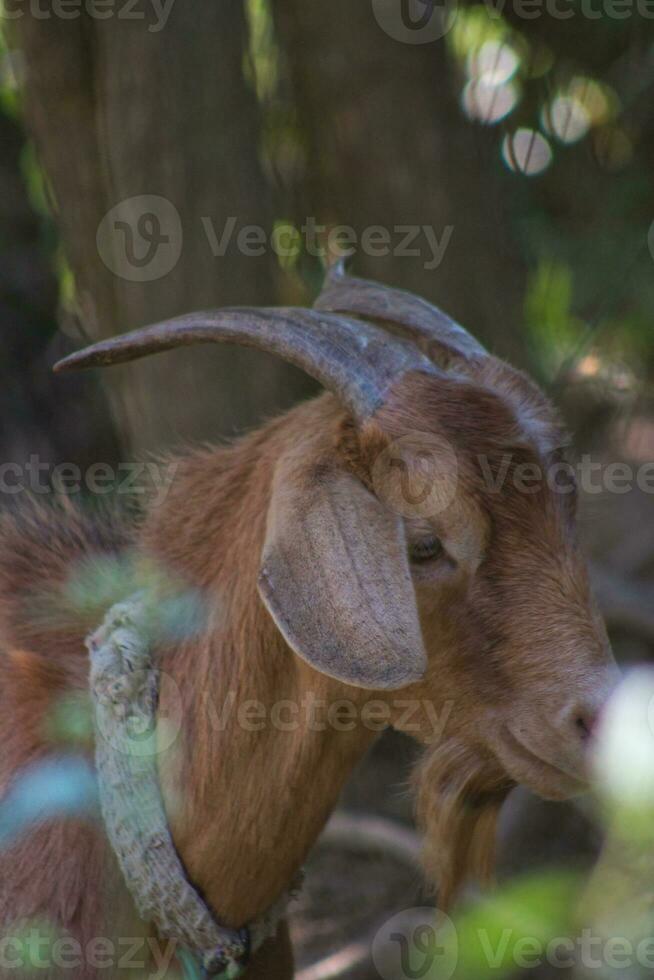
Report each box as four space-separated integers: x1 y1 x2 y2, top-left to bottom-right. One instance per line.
0 20 20 119
30 548 211 644
43 692 94 748
240 0 654 387
525 259 586 377
3 0 653 387
0 14 75 318
445 5 654 389
451 870 581 979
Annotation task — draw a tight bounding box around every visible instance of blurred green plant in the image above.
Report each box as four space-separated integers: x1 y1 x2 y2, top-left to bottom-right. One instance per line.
524 259 586 377
450 870 581 979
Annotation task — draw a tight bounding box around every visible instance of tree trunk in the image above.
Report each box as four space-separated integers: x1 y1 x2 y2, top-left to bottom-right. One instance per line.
13 0 310 453
273 0 528 365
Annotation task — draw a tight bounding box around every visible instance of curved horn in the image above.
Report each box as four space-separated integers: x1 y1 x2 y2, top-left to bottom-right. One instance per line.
54 307 437 423
315 259 487 366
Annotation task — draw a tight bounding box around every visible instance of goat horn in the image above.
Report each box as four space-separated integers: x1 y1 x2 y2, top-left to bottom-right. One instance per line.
315 259 487 365
53 307 437 423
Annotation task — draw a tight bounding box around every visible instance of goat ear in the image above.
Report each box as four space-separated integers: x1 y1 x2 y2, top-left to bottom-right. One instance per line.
257 462 427 690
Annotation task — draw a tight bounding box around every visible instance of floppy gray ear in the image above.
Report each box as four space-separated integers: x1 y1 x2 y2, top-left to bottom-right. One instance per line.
257 462 426 690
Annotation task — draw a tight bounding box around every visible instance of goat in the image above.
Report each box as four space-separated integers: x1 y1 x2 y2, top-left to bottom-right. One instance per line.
0 263 618 979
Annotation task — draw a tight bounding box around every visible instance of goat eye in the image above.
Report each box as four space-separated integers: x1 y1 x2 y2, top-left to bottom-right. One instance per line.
409 536 444 564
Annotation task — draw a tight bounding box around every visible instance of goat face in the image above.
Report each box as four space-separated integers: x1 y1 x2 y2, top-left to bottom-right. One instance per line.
253 357 618 902
367 370 618 805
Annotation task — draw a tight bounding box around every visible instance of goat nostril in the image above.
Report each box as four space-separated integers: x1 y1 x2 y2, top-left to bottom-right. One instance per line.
575 714 596 741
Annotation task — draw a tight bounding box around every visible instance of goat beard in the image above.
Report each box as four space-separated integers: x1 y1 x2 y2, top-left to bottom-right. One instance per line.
413 739 513 909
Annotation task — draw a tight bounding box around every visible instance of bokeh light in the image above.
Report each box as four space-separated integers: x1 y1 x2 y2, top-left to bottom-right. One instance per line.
594 668 654 811
594 126 633 172
467 39 519 87
542 95 590 145
502 129 552 177
542 76 617 145
462 79 518 124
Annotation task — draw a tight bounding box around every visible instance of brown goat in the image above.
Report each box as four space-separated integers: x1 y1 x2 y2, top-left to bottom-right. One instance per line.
0 264 618 978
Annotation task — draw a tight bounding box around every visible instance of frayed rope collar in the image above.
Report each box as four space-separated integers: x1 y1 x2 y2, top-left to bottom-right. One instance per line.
87 595 299 978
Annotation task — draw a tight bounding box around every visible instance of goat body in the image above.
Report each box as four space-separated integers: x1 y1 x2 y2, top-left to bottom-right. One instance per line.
0 399 382 977
0 268 619 978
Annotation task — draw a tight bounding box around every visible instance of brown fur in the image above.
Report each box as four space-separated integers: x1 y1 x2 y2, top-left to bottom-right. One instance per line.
0 363 617 977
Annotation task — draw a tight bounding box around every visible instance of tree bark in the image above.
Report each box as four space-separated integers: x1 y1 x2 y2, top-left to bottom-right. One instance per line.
13 0 310 453
273 0 528 365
